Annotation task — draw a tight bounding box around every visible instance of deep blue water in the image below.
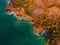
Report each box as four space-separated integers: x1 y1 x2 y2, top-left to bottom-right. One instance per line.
0 0 46 45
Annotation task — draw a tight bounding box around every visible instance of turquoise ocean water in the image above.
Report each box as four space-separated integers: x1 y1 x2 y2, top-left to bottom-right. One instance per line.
0 0 46 45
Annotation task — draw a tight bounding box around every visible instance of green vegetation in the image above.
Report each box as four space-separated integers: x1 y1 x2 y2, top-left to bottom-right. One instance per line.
11 0 30 7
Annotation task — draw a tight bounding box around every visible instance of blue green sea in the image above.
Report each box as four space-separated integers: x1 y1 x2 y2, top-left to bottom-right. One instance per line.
0 0 46 45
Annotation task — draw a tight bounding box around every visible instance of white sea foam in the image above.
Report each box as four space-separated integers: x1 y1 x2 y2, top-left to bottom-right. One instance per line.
6 0 11 5
7 11 17 17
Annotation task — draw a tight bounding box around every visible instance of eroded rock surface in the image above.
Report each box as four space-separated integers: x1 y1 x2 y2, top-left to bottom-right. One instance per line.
6 0 60 45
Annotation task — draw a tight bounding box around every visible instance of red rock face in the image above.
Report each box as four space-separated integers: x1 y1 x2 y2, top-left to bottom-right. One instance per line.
6 0 60 32
33 0 56 8
6 0 60 45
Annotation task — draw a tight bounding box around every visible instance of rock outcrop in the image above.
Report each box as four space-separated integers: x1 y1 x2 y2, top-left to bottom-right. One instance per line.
6 0 60 45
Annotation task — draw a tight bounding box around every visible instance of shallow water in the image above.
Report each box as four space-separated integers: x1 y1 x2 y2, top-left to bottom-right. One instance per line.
0 0 46 45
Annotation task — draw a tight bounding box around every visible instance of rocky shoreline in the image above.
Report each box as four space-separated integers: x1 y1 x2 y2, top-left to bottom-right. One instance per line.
6 0 60 45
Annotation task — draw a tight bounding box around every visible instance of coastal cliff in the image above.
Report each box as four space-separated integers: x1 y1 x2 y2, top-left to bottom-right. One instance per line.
6 0 60 45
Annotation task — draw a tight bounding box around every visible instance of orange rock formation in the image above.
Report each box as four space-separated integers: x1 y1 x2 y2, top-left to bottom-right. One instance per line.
6 0 60 45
